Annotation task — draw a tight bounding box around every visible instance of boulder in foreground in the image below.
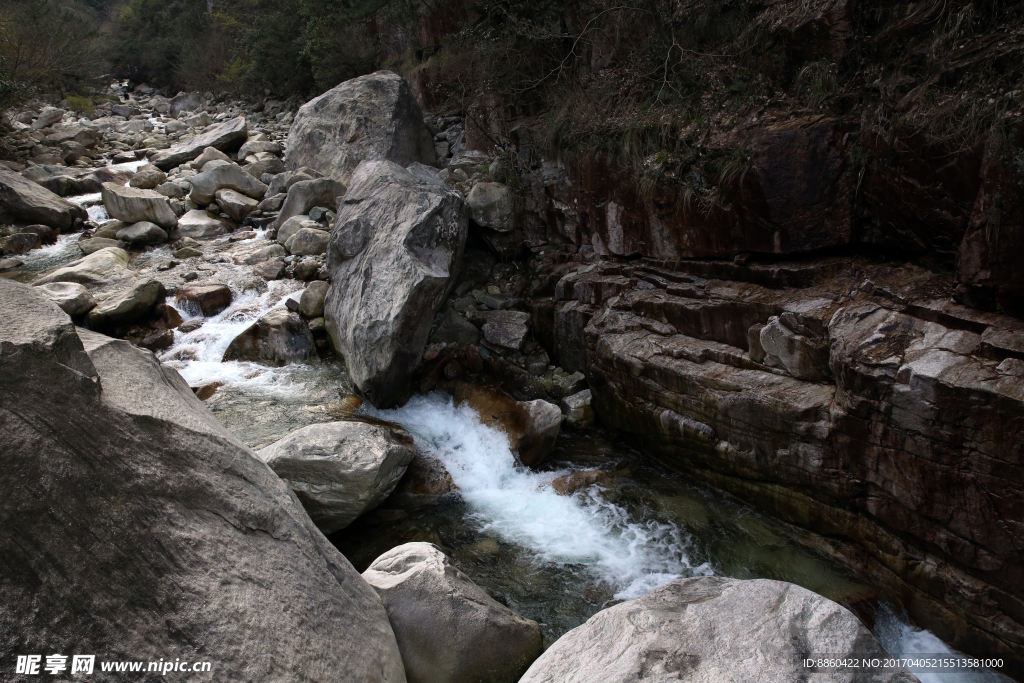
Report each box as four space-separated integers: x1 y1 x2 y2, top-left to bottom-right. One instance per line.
285 71 435 185
259 420 415 534
325 160 467 407
0 167 87 231
0 279 407 683
519 576 918 683
364 542 543 683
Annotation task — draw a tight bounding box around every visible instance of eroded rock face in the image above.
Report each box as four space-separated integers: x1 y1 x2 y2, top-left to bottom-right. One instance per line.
363 542 543 683
325 160 467 407
0 279 407 683
0 167 87 231
519 576 916 683
258 420 415 534
540 256 1024 667
285 71 435 185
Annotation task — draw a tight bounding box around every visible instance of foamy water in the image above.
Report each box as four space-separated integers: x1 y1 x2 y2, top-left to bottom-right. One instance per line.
369 393 713 599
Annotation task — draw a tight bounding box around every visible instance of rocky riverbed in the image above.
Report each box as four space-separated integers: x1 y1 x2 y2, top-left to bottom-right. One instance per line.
1 71 1020 683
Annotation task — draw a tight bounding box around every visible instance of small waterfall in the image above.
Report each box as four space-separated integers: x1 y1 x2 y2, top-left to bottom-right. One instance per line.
369 393 714 599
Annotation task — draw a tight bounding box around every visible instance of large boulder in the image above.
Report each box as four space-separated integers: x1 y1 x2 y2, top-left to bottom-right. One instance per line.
0 167 87 231
298 281 329 318
188 163 268 205
273 177 346 230
215 188 258 222
170 210 230 240
0 279 407 682
258 420 415 534
115 221 168 246
128 164 166 190
520 577 917 683
86 279 165 334
285 71 435 185
151 116 248 170
34 247 129 285
175 283 232 316
285 227 330 256
31 107 65 129
277 215 320 246
223 308 314 366
36 281 95 316
363 543 543 683
467 182 515 231
325 160 468 407
101 182 177 230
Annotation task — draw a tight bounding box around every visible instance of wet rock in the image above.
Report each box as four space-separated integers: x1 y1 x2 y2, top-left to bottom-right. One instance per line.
449 383 561 466
222 308 314 366
325 160 468 407
560 389 594 429
285 70 435 185
258 421 415 534
390 453 459 503
35 247 129 285
101 182 177 230
140 328 174 350
519 577 914 683
0 279 406 682
298 281 329 318
551 371 586 399
467 182 515 231
37 282 95 316
189 163 268 205
170 210 229 240
285 227 330 256
481 310 531 351
363 542 542 683
151 116 248 170
215 188 258 222
175 284 232 316
115 221 167 247
430 308 480 347
550 469 608 495
273 178 347 230
87 279 165 334
128 164 166 190
0 167 87 231
0 257 25 274
3 232 40 255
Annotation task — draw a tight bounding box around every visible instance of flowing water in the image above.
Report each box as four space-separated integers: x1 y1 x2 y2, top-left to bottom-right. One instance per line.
20 192 1010 680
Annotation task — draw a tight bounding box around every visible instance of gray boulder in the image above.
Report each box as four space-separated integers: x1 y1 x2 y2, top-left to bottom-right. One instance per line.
31 107 65 129
519 577 918 683
277 215 320 246
325 159 468 407
429 308 480 346
36 282 95 316
0 279 407 683
258 420 415 534
151 116 248 170
467 182 515 231
285 227 330 256
128 164 166 190
78 237 126 255
299 280 329 318
481 310 531 351
222 308 314 366
759 315 831 382
168 91 203 116
274 177 346 230
285 71 435 185
170 210 230 240
189 163 268 205
101 182 177 230
87 279 165 333
34 247 129 285
560 389 594 429
363 542 543 683
215 188 258 222
0 167 87 231
116 221 168 246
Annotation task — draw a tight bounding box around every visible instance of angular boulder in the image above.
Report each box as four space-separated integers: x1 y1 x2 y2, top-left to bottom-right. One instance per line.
34 247 129 286
274 177 347 230
115 221 167 246
467 182 515 231
258 420 416 534
128 164 166 190
325 160 468 407
175 283 232 316
151 116 248 170
170 210 230 240
101 182 177 230
285 71 435 185
31 107 65 129
0 167 87 231
215 188 258 222
519 577 916 683
189 163 268 205
364 542 543 683
87 279 165 334
222 308 314 366
0 279 407 683
298 280 329 319
481 310 531 351
277 215 319 246
285 227 330 256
